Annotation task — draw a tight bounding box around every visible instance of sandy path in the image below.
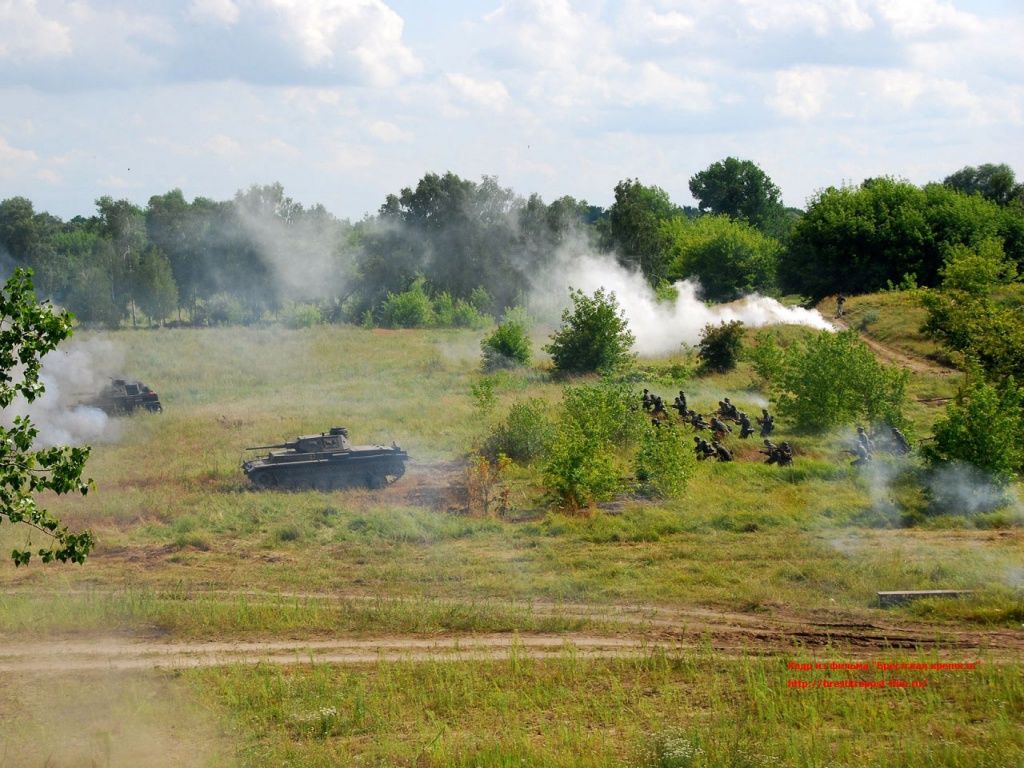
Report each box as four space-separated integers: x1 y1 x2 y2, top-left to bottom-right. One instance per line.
3 589 1020 673
832 317 955 376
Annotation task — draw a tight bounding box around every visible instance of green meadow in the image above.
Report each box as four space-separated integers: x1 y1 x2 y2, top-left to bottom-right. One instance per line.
1 312 1021 767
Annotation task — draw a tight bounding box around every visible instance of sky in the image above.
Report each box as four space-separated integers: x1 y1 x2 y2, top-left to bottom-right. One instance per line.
1 0 1022 221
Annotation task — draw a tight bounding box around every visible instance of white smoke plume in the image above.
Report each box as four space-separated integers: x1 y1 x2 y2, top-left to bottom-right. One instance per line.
2 337 123 448
531 251 833 356
233 199 352 301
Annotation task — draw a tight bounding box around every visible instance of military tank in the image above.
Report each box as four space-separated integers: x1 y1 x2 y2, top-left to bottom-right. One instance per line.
241 426 409 490
88 378 162 414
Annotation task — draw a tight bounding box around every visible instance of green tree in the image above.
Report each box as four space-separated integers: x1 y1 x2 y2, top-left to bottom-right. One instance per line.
0 269 93 565
134 247 179 325
661 214 780 300
697 321 745 374
601 179 681 282
774 330 908 431
938 238 1017 295
65 265 121 328
781 178 1009 299
688 157 786 235
943 163 1021 207
545 288 636 374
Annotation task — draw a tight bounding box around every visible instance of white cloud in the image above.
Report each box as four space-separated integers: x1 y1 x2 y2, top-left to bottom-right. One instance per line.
263 0 420 85
874 0 981 37
187 0 241 27
35 168 62 184
0 0 72 61
447 73 510 112
205 134 243 156
769 67 830 120
367 120 412 143
731 0 875 34
0 135 38 179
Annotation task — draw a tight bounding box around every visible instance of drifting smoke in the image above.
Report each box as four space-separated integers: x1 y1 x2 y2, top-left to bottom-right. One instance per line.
2 337 123 448
923 461 1023 517
531 251 833 356
233 199 353 302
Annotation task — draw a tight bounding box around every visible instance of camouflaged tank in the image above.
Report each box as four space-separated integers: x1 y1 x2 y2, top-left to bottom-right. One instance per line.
89 378 163 414
241 427 409 490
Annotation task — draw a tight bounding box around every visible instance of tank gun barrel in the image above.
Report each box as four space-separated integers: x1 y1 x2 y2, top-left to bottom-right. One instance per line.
245 441 299 451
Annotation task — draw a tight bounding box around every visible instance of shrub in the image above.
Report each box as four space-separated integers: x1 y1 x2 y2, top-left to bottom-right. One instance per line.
748 329 784 382
924 373 1024 483
380 278 434 328
481 316 531 371
542 382 645 510
543 420 620 511
482 398 554 463
282 302 322 329
545 287 636 374
635 422 696 498
697 320 744 373
205 293 245 326
774 330 908 431
451 299 489 329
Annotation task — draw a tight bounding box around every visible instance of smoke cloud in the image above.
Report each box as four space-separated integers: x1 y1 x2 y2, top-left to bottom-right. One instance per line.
531 251 833 356
233 202 352 302
2 337 123 448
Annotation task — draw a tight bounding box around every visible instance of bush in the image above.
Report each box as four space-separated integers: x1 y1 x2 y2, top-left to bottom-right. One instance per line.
774 330 908 431
282 302 322 329
545 287 636 374
451 299 489 329
482 398 554 463
205 292 245 326
381 278 434 328
924 373 1024 483
481 316 531 371
543 420 620 511
697 320 744 373
635 422 696 498
748 329 784 381
542 381 644 510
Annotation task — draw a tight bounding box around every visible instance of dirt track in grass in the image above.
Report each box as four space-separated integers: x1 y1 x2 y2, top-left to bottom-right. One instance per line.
2 592 1019 673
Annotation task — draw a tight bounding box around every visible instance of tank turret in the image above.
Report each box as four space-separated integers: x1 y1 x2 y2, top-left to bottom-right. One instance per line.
242 426 408 490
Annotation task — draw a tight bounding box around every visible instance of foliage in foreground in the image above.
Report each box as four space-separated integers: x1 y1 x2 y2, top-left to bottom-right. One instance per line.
774 329 908 431
0 269 93 565
545 287 636 374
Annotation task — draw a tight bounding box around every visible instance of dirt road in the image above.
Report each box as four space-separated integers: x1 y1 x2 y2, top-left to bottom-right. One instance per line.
3 591 1019 673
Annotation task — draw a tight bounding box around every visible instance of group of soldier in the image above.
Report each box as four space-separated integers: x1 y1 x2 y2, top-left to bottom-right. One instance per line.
641 389 793 466
847 424 911 466
640 387 913 470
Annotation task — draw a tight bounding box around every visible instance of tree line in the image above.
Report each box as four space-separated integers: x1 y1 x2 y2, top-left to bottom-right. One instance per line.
1 160 1022 328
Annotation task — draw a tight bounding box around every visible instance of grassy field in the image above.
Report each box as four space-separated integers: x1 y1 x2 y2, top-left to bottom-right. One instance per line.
1 317 1021 767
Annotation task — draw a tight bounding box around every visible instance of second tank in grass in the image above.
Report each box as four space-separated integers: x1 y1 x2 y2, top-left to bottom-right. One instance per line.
242 426 409 490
